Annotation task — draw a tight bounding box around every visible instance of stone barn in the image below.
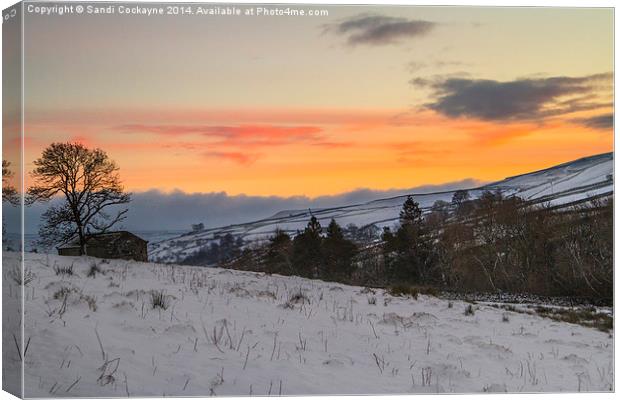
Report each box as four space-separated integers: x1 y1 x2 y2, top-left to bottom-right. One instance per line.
57 231 148 262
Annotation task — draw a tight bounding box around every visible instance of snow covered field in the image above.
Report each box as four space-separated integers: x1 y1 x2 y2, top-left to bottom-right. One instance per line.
6 252 613 396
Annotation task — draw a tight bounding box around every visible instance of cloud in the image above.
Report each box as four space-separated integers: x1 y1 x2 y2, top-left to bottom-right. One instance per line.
204 151 260 165
570 114 614 130
310 141 353 148
383 140 453 161
17 180 484 234
325 14 436 46
407 60 469 73
68 135 93 147
407 62 428 72
414 73 612 121
124 179 483 231
118 123 320 139
116 124 324 148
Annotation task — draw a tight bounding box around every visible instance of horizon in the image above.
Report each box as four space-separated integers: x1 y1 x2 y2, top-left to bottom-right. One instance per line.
4 150 612 234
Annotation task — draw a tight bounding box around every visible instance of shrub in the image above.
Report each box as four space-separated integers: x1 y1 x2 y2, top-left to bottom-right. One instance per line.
9 268 34 286
87 262 102 278
388 285 419 299
360 287 376 295
388 285 438 299
53 286 75 300
280 291 310 309
534 306 613 332
54 264 74 276
52 287 97 312
464 304 475 316
82 294 98 312
419 286 439 297
150 290 170 310
288 291 309 304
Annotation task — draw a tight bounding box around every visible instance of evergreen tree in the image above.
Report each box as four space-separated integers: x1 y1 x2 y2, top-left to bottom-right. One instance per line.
323 219 358 281
326 218 344 240
264 229 292 275
292 216 324 278
385 196 434 284
381 226 395 244
400 195 422 227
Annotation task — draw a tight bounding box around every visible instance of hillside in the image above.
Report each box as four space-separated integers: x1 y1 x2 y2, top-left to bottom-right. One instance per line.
5 252 612 396
149 153 613 264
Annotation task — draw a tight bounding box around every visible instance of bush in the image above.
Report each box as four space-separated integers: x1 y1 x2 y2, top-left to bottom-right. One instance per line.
388 285 419 299
288 291 309 304
53 286 75 300
54 264 74 276
388 285 439 299
464 304 475 316
82 294 98 312
150 290 170 310
87 262 102 278
52 287 97 312
534 306 613 332
9 268 34 286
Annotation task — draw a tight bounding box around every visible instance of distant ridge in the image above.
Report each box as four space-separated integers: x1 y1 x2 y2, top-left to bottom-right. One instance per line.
150 153 613 263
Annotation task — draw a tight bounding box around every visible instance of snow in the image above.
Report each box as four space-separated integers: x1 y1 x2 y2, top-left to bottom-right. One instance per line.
149 153 613 264
8 252 613 396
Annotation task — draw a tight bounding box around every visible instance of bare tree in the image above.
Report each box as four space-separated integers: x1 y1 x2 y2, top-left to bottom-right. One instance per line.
2 160 19 248
2 160 19 205
27 143 131 254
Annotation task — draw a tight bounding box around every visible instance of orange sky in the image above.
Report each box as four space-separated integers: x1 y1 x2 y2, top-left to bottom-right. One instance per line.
10 6 614 198
21 105 612 197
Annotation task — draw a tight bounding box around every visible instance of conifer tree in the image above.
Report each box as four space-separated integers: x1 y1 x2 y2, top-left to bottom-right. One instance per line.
386 196 433 284
292 216 324 278
323 219 357 281
264 229 292 274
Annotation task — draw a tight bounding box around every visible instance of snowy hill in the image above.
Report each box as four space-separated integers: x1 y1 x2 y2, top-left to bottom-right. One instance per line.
6 253 613 396
149 153 613 264
488 152 613 205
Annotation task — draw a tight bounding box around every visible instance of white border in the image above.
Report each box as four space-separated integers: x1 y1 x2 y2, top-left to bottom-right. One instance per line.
0 1 616 400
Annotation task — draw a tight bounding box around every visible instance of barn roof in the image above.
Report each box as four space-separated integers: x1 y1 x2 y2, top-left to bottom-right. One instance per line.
57 231 148 249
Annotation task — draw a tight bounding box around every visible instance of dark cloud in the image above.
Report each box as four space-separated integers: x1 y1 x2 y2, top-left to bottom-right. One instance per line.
414 73 612 121
571 114 614 130
15 180 482 234
326 14 436 46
